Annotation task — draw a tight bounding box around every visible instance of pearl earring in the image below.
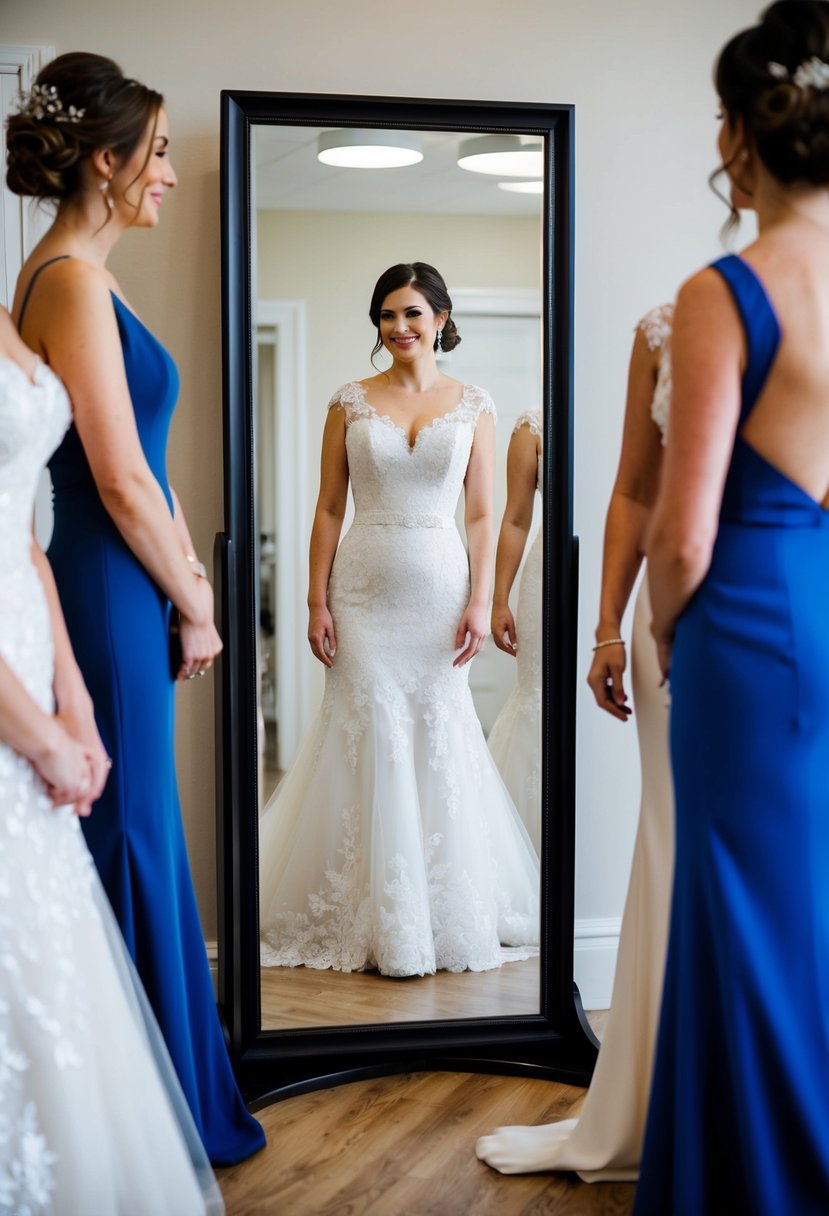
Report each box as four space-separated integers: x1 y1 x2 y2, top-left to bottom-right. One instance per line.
100 177 114 211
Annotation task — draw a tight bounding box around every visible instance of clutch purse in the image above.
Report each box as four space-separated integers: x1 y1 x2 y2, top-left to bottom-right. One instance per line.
169 609 183 680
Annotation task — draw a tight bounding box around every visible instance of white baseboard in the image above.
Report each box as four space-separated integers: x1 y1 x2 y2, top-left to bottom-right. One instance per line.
573 917 621 1011
205 930 620 1010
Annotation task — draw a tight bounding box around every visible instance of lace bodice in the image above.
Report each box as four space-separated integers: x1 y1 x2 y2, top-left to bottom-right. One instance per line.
637 304 674 444
513 410 543 493
0 360 70 581
329 382 495 526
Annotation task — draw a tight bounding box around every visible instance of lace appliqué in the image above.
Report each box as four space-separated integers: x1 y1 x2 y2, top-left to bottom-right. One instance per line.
513 410 542 441
328 381 496 444
637 304 674 446
637 302 674 352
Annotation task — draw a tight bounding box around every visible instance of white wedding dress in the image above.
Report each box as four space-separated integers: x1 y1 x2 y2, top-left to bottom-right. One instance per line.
259 382 539 978
0 358 223 1216
487 411 542 853
477 304 675 1180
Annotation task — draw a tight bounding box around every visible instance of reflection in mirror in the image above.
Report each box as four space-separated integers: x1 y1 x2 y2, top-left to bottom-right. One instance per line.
250 124 545 1031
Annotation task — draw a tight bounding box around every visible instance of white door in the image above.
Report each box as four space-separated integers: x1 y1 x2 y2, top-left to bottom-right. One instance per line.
440 305 542 733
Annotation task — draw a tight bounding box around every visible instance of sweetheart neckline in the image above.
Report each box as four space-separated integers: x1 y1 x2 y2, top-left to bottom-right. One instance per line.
350 381 474 453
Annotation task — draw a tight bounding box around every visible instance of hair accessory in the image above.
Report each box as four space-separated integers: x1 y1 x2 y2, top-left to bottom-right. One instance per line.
436 327 444 353
768 57 829 90
15 82 85 124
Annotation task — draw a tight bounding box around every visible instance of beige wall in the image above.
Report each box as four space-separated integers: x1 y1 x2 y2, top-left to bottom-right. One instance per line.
3 0 758 940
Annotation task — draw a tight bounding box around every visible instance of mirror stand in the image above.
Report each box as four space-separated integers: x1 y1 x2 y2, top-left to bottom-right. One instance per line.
217 90 597 1106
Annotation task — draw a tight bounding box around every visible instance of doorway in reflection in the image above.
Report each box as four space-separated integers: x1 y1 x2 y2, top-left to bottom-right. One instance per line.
251 124 544 1029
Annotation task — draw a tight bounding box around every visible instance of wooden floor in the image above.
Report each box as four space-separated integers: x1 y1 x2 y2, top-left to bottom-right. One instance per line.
215 1012 627 1216
216 1066 632 1215
261 955 540 1029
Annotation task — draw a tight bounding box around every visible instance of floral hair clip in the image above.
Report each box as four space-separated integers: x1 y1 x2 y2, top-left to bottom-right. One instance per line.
14 82 85 124
768 57 829 90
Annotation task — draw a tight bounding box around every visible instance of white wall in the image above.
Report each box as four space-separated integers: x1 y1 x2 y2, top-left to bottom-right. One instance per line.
2 0 759 946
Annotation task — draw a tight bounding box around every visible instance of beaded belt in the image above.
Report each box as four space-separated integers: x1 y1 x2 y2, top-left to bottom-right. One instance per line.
355 511 455 529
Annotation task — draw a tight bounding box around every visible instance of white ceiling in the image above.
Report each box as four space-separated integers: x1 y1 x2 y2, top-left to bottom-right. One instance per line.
253 125 544 217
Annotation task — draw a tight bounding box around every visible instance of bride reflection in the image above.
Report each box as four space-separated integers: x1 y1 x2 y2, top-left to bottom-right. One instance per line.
258 262 539 979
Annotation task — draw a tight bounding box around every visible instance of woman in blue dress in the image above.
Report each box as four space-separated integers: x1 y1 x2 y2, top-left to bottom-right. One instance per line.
7 52 264 1165
637 2 829 1211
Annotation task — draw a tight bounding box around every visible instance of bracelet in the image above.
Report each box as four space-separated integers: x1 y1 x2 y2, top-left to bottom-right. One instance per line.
185 553 208 580
592 638 625 651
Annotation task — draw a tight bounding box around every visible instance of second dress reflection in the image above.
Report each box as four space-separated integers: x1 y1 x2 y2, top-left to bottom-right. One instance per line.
259 263 539 978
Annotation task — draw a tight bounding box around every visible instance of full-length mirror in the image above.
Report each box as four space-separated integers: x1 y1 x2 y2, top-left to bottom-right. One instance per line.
219 91 588 1099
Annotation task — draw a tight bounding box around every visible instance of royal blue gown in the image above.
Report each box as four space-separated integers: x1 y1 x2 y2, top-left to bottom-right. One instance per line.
634 254 829 1213
38 268 265 1166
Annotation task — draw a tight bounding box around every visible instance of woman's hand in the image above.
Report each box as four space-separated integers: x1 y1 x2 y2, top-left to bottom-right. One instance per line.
308 604 337 668
651 623 673 684
177 581 223 680
33 720 96 816
586 640 632 722
454 601 488 668
491 602 518 657
55 695 110 810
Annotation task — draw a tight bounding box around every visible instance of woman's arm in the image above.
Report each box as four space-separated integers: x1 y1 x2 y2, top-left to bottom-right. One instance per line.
647 270 744 677
491 422 539 656
307 406 349 668
0 651 95 812
30 540 109 800
168 487 223 679
23 264 213 629
586 326 664 721
455 410 496 667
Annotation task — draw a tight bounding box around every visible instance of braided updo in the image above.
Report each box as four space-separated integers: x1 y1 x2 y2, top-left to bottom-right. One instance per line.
717 0 829 185
6 52 163 202
369 262 462 366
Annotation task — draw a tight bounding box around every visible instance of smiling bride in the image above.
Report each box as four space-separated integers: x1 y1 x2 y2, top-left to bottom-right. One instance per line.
258 261 539 978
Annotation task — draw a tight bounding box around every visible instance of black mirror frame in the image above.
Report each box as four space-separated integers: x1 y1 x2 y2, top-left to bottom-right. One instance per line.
216 89 596 1106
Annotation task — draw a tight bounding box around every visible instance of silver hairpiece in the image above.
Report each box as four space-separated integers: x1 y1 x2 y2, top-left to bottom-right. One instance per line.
768 57 829 90
14 82 85 125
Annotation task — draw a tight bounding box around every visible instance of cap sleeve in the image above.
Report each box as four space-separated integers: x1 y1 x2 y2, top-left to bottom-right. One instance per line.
513 410 542 439
464 384 497 426
327 381 372 426
637 302 674 352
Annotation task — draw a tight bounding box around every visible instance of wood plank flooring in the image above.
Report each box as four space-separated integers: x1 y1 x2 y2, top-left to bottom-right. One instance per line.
261 956 540 1029
216 1011 631 1215
216 1067 633 1215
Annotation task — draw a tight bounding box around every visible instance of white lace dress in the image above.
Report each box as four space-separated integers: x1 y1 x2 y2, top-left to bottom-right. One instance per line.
259 382 539 977
487 411 542 853
477 304 675 1181
0 359 223 1216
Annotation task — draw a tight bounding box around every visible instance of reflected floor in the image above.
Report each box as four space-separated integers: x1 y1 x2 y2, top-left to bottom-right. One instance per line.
261 954 539 1029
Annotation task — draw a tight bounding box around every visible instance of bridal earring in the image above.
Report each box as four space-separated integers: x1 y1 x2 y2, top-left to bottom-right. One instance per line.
100 176 114 211
436 328 443 353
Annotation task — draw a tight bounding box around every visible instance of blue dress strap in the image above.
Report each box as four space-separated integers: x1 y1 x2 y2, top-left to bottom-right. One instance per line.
710 254 782 424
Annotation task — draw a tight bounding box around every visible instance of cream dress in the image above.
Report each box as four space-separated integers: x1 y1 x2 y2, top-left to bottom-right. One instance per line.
476 304 674 1181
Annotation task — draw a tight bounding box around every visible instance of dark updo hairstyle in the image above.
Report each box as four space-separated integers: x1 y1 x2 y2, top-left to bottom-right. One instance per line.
368 262 462 366
6 52 163 206
713 0 829 223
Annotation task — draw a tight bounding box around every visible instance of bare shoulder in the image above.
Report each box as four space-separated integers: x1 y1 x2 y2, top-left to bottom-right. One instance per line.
675 265 736 316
